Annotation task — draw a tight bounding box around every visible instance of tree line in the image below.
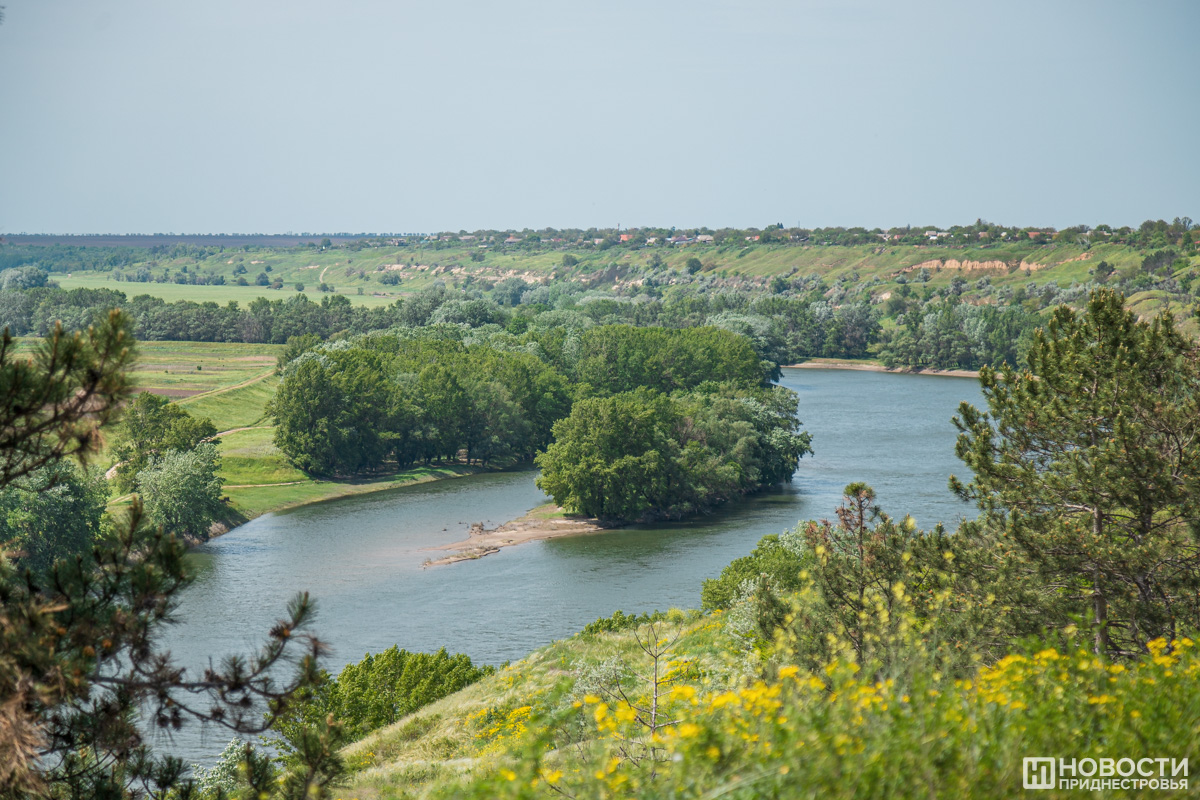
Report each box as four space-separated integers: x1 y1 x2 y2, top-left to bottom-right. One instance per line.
876 301 1041 370
0 281 882 366
270 323 810 522
269 331 572 476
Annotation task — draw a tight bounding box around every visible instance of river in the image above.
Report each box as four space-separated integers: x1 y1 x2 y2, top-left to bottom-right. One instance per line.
156 367 983 763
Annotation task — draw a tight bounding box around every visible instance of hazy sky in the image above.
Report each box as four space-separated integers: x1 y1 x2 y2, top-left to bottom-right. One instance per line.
1 1 1197 233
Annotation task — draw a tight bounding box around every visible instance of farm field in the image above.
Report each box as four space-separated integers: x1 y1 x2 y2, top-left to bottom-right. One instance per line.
56 272 404 307
123 340 280 400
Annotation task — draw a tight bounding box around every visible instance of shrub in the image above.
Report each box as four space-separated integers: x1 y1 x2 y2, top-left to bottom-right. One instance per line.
272 646 494 751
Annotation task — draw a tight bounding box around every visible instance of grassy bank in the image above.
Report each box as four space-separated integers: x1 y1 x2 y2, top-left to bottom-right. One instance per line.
223 464 480 519
96 340 488 523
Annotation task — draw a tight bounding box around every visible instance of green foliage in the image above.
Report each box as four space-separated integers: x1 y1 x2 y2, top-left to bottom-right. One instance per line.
276 332 322 373
700 532 811 612
268 349 392 476
0 315 333 798
952 289 1200 656
111 391 219 492
190 738 247 798
0 266 53 290
0 461 107 573
136 442 225 539
877 302 1039 370
273 646 494 751
575 325 769 394
0 313 134 488
439 630 1200 799
581 609 668 635
269 332 572 476
535 385 811 522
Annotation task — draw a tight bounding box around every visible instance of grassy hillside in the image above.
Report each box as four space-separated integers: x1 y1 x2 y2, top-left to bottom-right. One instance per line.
49 240 1184 308
331 609 1200 799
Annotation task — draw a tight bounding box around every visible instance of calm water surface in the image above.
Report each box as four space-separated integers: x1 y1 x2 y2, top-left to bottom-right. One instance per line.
158 368 982 762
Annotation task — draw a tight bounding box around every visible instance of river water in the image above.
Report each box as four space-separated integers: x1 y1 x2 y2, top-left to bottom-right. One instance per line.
157 368 983 763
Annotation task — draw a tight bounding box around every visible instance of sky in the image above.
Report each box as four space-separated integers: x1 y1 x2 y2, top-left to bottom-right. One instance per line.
1 0 1197 234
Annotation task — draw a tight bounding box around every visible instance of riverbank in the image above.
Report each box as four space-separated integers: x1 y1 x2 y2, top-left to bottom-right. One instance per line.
111 463 489 542
424 503 605 566
787 358 979 378
221 463 485 519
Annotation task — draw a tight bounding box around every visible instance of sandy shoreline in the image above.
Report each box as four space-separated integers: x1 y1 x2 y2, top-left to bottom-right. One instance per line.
785 360 979 379
425 504 605 566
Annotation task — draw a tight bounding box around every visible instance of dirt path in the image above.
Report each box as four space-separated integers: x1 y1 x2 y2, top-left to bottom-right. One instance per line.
176 367 275 407
223 480 307 489
318 264 331 284
106 377 275 479
213 424 272 437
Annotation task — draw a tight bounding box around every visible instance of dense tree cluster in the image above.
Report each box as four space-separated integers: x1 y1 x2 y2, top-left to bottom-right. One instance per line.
111 392 218 492
574 325 771 393
877 302 1040 370
0 461 107 574
267 321 789 487
272 646 494 749
705 290 1200 667
535 384 811 522
269 330 572 476
0 283 882 369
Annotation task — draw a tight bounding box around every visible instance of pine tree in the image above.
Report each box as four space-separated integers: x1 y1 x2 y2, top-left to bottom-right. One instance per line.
952 289 1200 656
0 313 341 798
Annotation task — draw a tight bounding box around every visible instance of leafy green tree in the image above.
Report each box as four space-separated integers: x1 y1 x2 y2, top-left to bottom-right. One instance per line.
111 392 218 492
276 332 322 373
0 266 52 290
269 350 391 476
0 461 107 573
136 442 225 540
701 533 811 611
428 297 507 327
536 386 810 522
272 647 494 750
575 325 767 395
799 484 913 663
536 390 682 521
952 289 1200 656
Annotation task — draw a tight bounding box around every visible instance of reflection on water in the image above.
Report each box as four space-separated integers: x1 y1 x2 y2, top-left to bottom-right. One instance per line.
158 367 983 763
